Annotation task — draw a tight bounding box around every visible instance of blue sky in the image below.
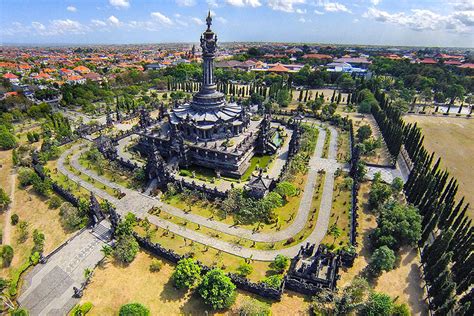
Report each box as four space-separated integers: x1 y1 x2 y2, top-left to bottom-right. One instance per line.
1 0 473 47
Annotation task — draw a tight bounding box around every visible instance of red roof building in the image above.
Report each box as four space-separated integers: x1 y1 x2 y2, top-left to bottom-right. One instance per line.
267 63 290 73
3 72 19 79
419 58 437 65
302 53 333 60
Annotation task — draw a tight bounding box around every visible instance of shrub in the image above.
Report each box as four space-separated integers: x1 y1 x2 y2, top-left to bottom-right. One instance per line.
0 125 17 149
17 221 29 243
48 196 62 209
149 259 162 272
118 303 150 316
270 254 289 273
0 187 11 209
1 245 14 267
18 168 36 187
32 229 45 253
362 292 393 316
369 246 396 275
261 274 283 289
198 269 236 310
113 235 139 264
236 261 253 277
172 258 201 289
10 214 19 225
70 302 93 316
11 308 29 316
237 298 271 316
60 202 86 231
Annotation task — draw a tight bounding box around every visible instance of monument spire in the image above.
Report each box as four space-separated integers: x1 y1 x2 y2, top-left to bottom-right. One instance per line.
206 10 212 30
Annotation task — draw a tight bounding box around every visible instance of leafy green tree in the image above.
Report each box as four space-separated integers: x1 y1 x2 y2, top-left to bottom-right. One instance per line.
374 201 422 249
334 277 371 315
270 254 290 273
369 246 396 275
328 224 342 246
368 182 392 210
276 89 291 107
113 234 139 264
0 125 17 149
357 125 372 142
11 308 29 316
362 292 393 316
172 258 202 289
198 269 236 309
274 182 297 201
391 177 404 194
118 303 150 316
358 100 372 114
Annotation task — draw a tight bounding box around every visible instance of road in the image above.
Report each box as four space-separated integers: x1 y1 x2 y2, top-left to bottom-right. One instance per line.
57 123 340 260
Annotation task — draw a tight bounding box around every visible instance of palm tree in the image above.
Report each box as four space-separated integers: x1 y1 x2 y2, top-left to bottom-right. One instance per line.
328 224 342 246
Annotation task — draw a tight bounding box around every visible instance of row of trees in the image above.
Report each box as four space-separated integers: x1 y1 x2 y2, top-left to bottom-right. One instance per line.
362 78 472 314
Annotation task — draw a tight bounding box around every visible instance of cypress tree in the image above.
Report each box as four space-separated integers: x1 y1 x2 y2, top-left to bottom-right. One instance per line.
337 92 341 104
453 253 473 285
429 269 451 295
431 279 455 310
450 204 469 233
434 296 456 316
425 252 452 284
298 90 303 102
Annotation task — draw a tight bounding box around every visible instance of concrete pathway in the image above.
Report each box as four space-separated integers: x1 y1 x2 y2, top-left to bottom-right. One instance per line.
18 225 110 316
57 122 339 260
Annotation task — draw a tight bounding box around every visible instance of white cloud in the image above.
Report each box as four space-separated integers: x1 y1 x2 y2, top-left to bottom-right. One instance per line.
317 1 351 13
226 0 261 7
51 19 88 34
207 0 219 8
191 17 204 25
176 0 196 6
267 0 306 13
452 0 474 11
363 7 474 33
151 12 174 26
31 22 46 32
108 15 120 26
298 17 311 23
296 8 307 14
216 16 228 24
91 19 107 27
67 6 77 12
314 10 324 15
353 18 359 23
109 0 130 9
370 0 381 5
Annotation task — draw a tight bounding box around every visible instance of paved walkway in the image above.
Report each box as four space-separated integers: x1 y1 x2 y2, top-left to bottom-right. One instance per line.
18 226 110 316
57 123 340 260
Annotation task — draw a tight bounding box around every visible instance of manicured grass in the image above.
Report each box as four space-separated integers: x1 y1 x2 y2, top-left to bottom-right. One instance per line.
241 154 273 181
147 172 324 256
134 225 272 282
336 130 351 163
321 128 331 159
320 172 352 251
78 153 135 190
163 173 309 234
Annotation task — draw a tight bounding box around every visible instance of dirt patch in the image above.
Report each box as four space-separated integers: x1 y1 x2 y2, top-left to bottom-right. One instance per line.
404 115 474 219
81 251 310 315
338 182 428 315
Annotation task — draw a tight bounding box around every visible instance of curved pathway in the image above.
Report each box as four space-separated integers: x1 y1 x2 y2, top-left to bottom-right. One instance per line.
57 123 341 261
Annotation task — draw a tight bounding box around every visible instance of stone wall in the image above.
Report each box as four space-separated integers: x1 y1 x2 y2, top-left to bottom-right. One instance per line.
133 234 284 300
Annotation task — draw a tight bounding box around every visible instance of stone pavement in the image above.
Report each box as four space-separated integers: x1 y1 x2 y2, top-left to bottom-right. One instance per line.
18 227 109 316
58 122 340 261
